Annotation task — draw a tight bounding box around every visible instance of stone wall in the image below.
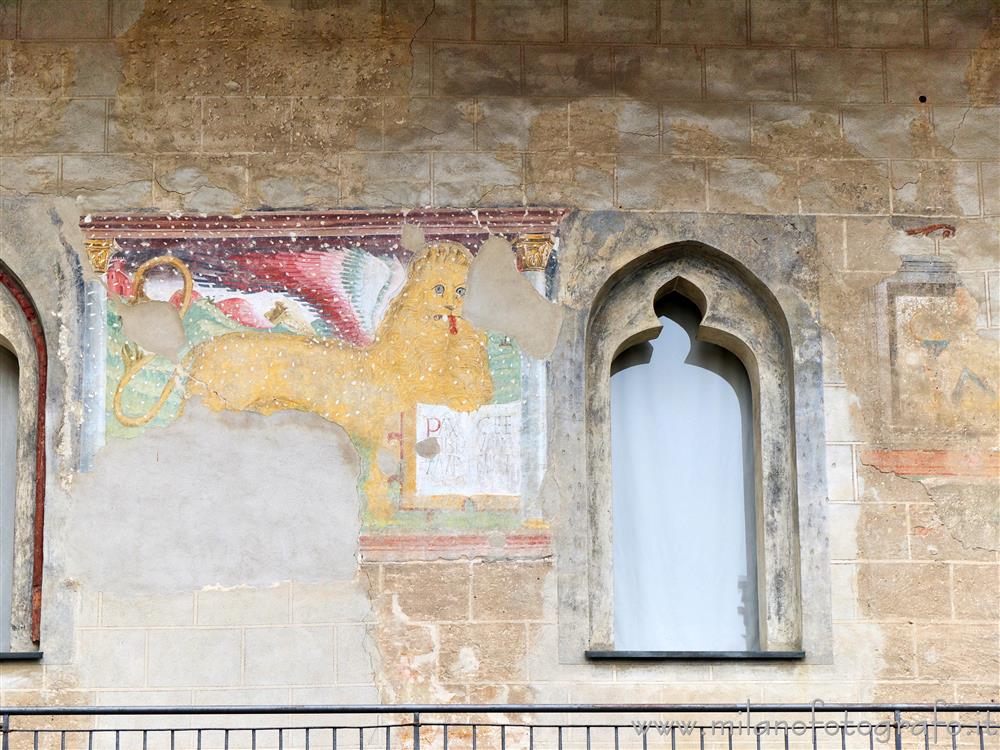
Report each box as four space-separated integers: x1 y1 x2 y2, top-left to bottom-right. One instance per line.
0 0 997 708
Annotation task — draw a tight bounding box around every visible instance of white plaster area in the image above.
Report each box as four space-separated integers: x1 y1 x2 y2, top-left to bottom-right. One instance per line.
65 402 362 594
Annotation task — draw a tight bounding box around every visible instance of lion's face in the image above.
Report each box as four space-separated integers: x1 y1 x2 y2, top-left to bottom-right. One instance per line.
389 242 474 337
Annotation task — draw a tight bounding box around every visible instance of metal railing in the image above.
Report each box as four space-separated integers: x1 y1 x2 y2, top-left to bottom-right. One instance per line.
0 705 996 750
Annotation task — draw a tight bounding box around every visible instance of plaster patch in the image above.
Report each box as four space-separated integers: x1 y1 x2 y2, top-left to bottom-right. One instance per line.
65 402 362 593
463 236 563 359
414 436 440 458
115 298 187 361
400 224 426 253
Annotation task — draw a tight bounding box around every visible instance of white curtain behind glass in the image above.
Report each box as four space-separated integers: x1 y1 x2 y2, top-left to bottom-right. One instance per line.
0 346 18 652
610 293 758 652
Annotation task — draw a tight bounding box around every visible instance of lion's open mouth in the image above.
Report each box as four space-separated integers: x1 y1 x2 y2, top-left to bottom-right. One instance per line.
433 313 461 334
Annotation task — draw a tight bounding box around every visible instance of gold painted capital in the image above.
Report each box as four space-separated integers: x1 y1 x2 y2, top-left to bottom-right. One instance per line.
84 238 115 273
513 233 555 272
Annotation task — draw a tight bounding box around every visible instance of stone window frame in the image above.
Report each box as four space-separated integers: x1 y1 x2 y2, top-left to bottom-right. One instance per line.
583 243 803 657
550 215 832 665
0 259 47 658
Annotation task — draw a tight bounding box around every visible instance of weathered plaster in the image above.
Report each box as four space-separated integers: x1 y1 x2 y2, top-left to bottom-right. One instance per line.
464 236 563 359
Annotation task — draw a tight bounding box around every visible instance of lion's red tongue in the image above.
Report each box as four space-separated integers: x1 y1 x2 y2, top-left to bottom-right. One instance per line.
447 314 458 335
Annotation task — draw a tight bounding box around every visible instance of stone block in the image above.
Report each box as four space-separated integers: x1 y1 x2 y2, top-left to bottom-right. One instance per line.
568 0 657 43
438 622 527 682
245 39 409 98
887 50 984 105
857 503 911 560
292 686 380 703
857 562 952 619
291 98 383 152
662 103 750 156
291 581 372 624
154 156 247 213
20 0 108 39
147 628 242 688
62 153 154 210
477 98 568 152
822 386 860 441
799 158 891 214
202 97 293 152
108 96 202 153
434 44 521 96
525 152 614 209
409 42 433 96
197 585 290 626
837 0 925 47
795 50 885 104
825 444 855 501
341 152 431 206
155 40 248 96
0 43 71 98
383 97 474 151
382 561 470 621
475 0 564 42
933 106 1000 159
842 107 935 159
77 629 147 688
612 47 702 101
989 270 1000 325
889 160 981 216
101 592 194 627
524 46 613 97
0 98 105 153
750 0 834 45
335 623 374 682
707 157 797 214
830 563 858 620
0 3 15 38
0 156 60 194
927 0 998 47
66 42 123 97
751 103 847 158
833 623 916 678
617 156 705 211
383 0 473 40
433 152 523 206
471 561 549 621
244 626 335 686
827 502 860 560
661 0 746 45
192 688 290 706
706 49 794 101
247 153 340 209
915 624 999 681
909 500 998 562
569 99 659 154
952 563 999 619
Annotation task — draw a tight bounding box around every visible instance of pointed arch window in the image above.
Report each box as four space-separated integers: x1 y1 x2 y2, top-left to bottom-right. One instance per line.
584 245 805 659
610 291 759 651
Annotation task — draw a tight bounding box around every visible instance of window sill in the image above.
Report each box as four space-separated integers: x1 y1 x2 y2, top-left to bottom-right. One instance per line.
0 651 43 661
585 650 805 661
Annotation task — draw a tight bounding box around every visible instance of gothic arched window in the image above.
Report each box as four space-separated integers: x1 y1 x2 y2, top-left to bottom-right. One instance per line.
584 244 804 658
610 291 758 651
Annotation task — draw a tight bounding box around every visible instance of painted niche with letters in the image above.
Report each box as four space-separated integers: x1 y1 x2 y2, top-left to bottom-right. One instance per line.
79 209 563 559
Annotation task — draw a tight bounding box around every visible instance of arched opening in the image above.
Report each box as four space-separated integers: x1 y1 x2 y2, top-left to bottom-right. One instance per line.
610 292 758 651
0 344 18 652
